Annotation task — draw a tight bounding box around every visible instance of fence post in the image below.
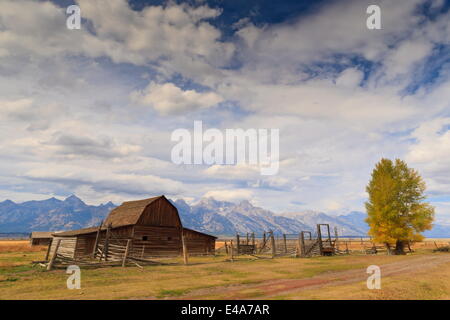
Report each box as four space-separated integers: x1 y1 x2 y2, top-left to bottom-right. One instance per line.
326 224 332 244
251 233 255 253
47 239 61 271
259 232 266 254
122 239 131 267
102 223 111 261
334 227 339 251
300 232 306 257
182 230 189 265
225 241 229 254
283 234 287 254
230 240 234 262
236 234 240 255
92 220 103 258
317 225 323 255
44 238 53 261
270 230 276 258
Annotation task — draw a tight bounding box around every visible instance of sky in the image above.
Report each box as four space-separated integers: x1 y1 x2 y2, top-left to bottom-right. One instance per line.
0 0 449 221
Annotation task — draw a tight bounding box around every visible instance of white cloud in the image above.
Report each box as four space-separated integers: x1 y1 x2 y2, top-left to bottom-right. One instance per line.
0 0 234 84
383 39 434 78
407 118 450 164
24 163 185 197
131 82 223 115
335 68 364 88
204 164 260 180
405 118 450 195
203 189 254 202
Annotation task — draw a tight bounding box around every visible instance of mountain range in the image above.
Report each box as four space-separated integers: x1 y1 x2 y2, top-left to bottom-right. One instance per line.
0 195 449 238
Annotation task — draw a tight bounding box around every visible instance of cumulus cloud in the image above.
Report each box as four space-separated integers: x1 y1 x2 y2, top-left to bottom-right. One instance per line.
1 98 60 130
131 82 223 115
48 133 142 159
234 0 424 72
383 39 434 77
405 118 450 196
0 0 234 84
335 68 364 88
77 0 234 66
407 118 450 164
203 189 254 202
204 164 260 180
24 163 185 197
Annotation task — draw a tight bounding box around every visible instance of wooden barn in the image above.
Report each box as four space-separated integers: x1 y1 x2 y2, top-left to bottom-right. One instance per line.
49 195 216 261
30 232 54 246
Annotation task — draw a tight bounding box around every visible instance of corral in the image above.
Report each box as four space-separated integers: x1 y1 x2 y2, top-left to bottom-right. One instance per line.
218 224 347 260
29 231 54 246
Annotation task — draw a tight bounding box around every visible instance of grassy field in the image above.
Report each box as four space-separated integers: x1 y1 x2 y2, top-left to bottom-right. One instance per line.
1 240 450 300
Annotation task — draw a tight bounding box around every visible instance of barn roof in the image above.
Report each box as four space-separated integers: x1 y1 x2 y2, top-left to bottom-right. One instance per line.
103 195 164 228
52 227 99 237
30 231 55 239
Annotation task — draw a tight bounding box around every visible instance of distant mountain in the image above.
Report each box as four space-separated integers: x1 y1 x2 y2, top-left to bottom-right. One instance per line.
336 211 450 238
174 198 310 235
0 195 115 232
424 224 450 238
1 195 450 238
280 211 368 236
337 211 370 234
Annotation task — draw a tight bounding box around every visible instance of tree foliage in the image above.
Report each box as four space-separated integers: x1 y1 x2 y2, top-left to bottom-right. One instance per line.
365 158 434 253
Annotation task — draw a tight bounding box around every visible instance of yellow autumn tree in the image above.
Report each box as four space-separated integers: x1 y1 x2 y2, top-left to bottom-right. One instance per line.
365 158 435 254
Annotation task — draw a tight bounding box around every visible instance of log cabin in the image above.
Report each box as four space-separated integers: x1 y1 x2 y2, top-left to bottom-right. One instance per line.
30 231 54 246
49 195 216 260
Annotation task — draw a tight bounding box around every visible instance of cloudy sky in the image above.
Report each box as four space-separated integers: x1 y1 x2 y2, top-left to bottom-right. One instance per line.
1 0 449 220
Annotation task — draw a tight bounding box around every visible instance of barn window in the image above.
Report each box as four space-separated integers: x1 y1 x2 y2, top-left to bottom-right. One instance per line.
142 236 148 241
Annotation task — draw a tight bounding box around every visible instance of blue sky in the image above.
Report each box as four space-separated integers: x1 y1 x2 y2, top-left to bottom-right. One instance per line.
0 0 450 221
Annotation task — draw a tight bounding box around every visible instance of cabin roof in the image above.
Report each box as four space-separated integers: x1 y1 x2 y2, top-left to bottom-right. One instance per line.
183 227 217 239
52 227 99 237
103 195 164 228
30 231 55 239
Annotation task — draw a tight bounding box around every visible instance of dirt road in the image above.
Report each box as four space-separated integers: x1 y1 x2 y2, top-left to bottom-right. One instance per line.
177 254 450 299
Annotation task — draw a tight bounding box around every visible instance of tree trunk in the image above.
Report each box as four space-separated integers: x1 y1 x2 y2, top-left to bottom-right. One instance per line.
394 240 406 255
385 242 392 255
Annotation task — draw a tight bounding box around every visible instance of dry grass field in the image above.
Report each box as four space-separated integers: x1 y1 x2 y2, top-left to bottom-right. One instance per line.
0 240 46 254
1 240 450 300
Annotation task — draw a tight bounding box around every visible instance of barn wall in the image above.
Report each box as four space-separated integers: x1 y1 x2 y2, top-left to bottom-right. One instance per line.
137 197 181 228
49 236 77 258
74 235 97 258
183 229 216 255
108 225 134 238
31 238 52 246
79 226 134 258
89 226 133 242
131 225 182 257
